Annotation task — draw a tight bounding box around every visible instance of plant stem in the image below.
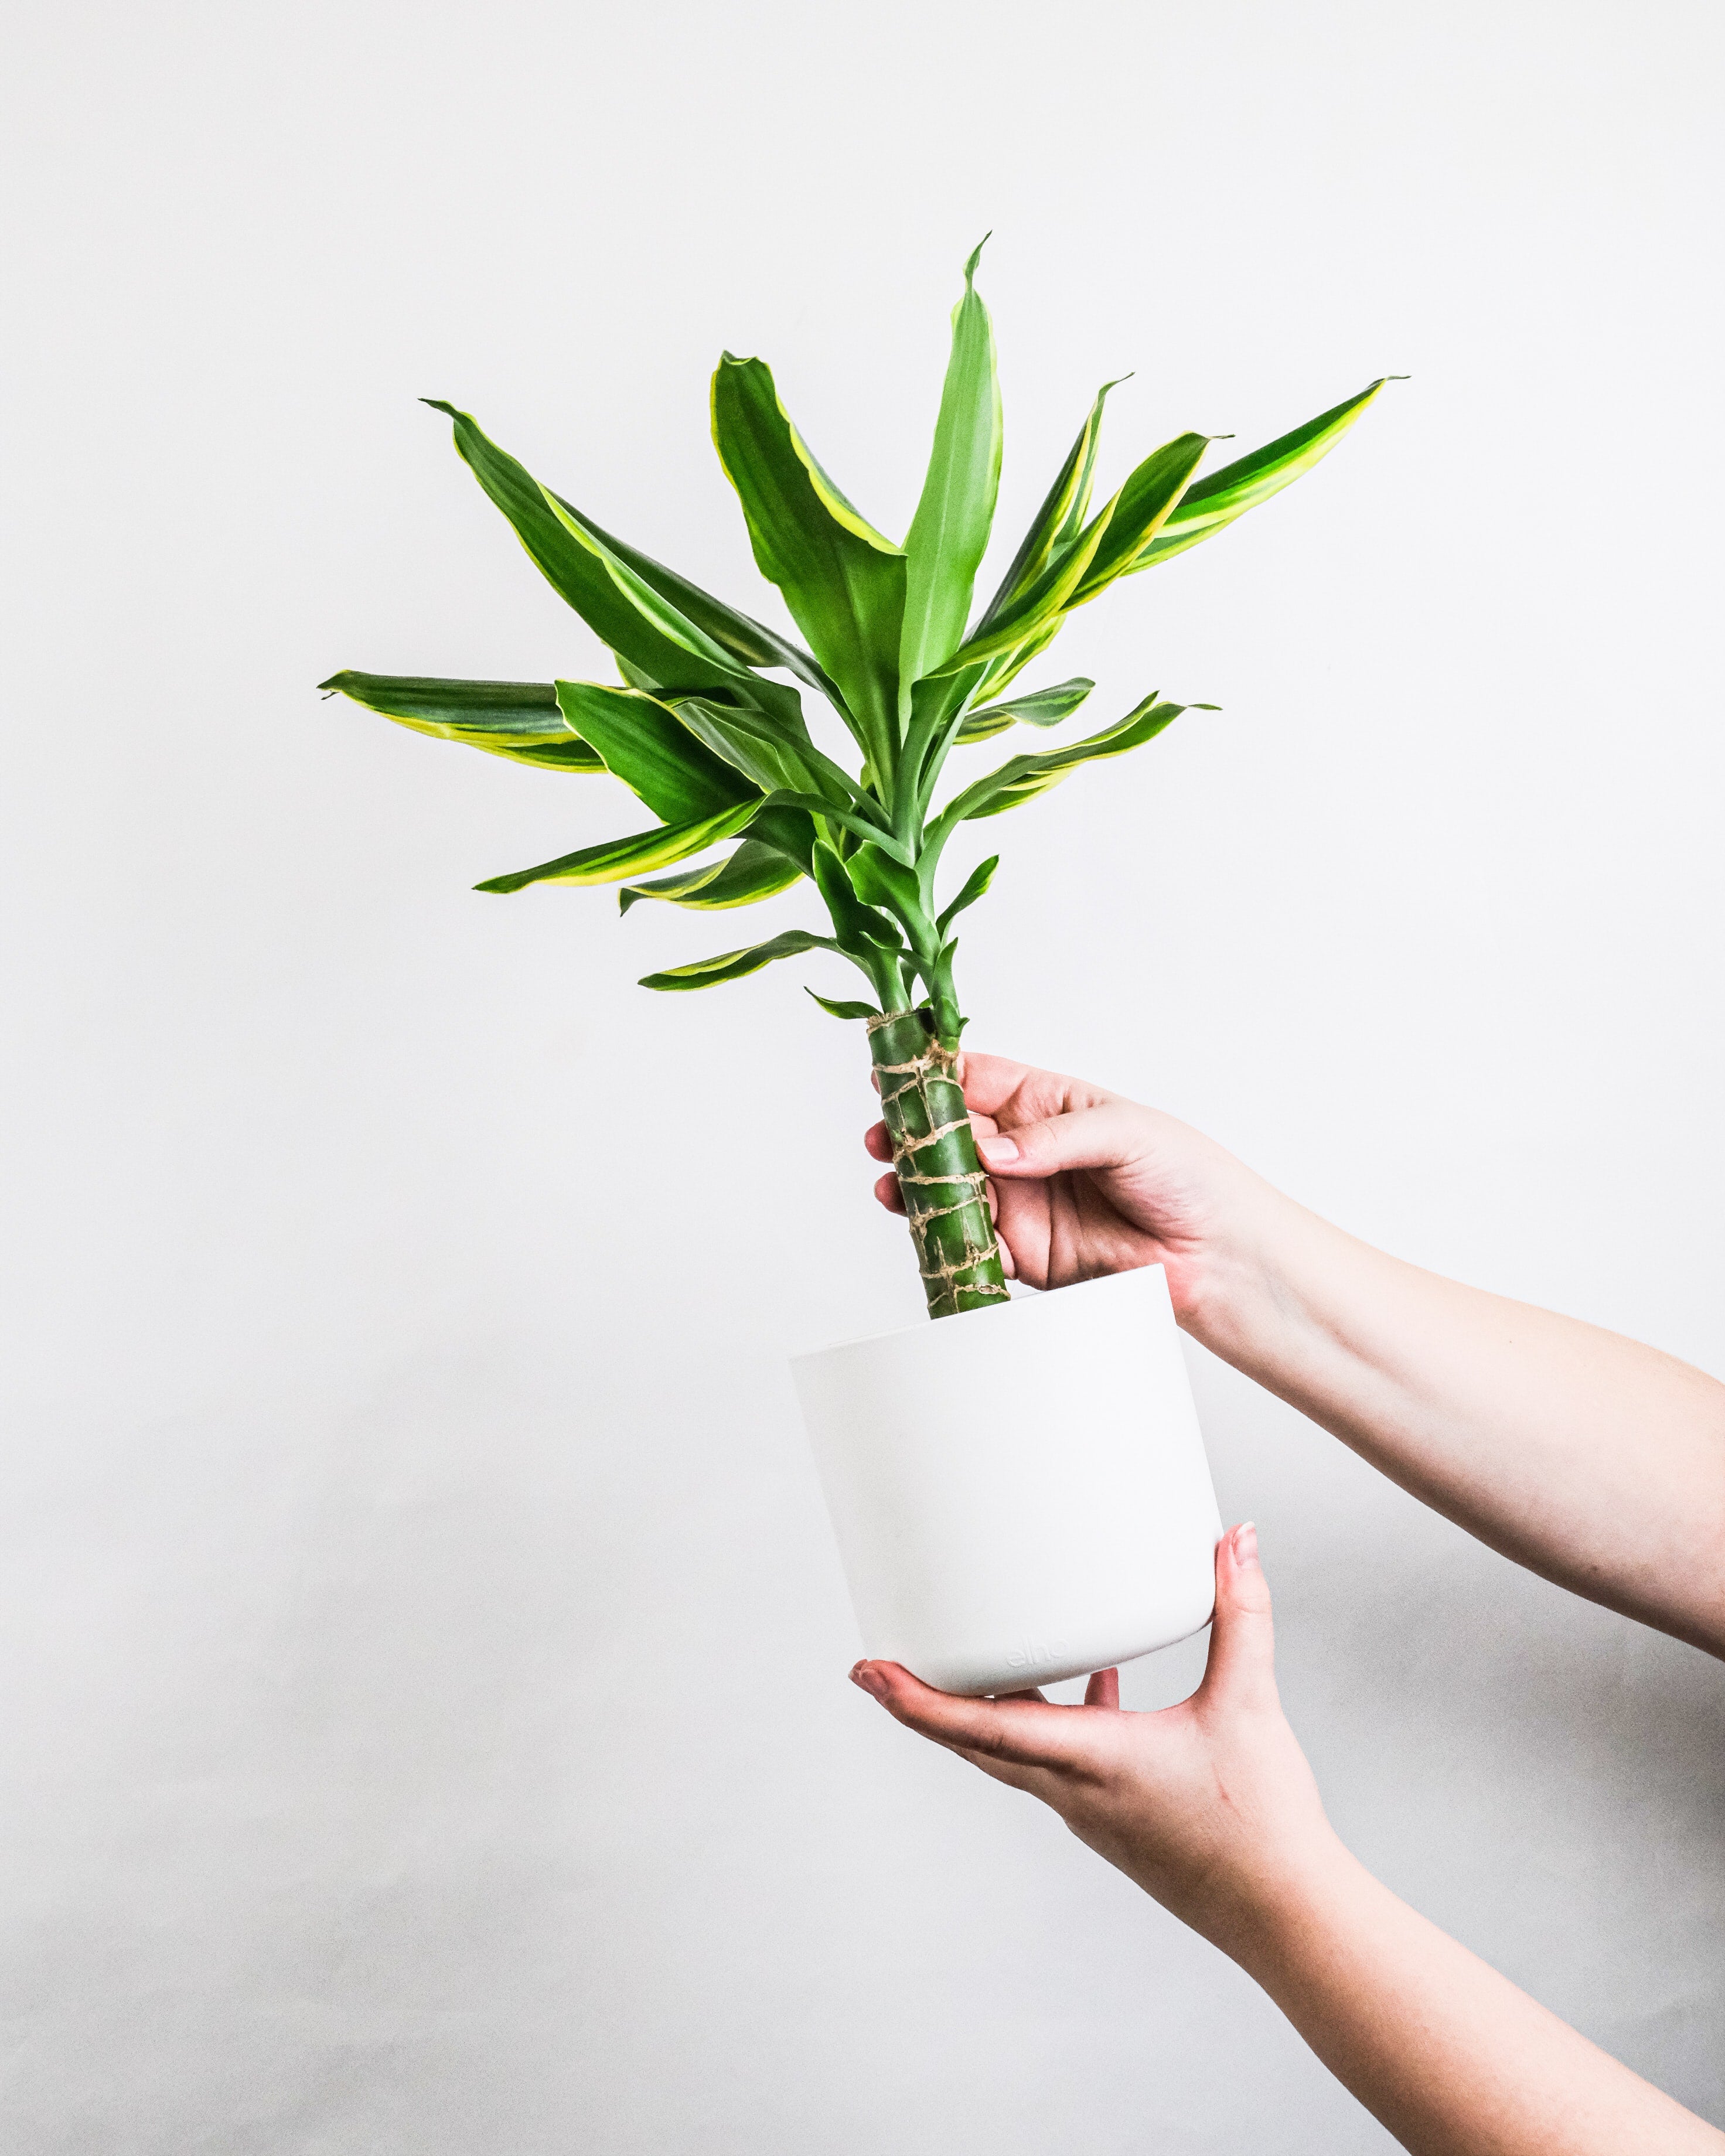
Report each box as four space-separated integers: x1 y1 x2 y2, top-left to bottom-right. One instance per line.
867 1009 1010 1318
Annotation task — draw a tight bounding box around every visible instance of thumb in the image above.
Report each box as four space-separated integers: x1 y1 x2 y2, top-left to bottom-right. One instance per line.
1197 1522 1279 1711
974 1101 1148 1182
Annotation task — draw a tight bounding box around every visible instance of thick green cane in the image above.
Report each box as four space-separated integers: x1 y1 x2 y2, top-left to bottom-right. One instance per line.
867 1009 1010 1318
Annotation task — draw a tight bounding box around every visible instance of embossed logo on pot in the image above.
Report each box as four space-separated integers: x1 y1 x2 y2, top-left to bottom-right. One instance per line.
1006 1634 1071 1670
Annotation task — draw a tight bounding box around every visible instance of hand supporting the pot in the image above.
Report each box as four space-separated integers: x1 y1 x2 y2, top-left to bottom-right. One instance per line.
851 1530 1725 2156
865 1054 1725 1658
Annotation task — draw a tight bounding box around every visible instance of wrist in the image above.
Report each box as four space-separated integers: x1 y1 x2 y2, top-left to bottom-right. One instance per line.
1167 1171 1305 1360
1184 1821 1362 1977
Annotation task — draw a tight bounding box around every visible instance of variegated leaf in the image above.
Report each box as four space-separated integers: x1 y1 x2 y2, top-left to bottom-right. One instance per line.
710 354 905 773
971 379 1124 636
475 800 760 895
954 678 1093 742
639 927 845 992
1134 380 1390 572
618 838 801 914
424 401 801 727
900 240 1002 685
320 671 606 772
554 681 757 824
930 694 1199 842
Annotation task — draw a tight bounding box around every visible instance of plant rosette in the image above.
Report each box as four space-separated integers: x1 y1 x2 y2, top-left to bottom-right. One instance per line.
323 244 1388 1690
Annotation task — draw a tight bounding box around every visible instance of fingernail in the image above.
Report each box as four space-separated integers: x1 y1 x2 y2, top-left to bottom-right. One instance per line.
977 1135 1018 1166
1233 1522 1260 1570
850 1662 887 1698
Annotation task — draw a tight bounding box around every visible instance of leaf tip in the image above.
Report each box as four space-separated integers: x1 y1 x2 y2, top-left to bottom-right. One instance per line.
963 231 993 284
804 987 880 1022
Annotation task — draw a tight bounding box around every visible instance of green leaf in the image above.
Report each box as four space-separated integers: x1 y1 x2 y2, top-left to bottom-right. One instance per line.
954 678 1093 743
972 379 1124 636
846 840 933 946
710 354 906 772
618 838 801 914
639 927 843 992
1067 432 1210 605
805 989 880 1021
928 936 966 1040
763 792 911 859
424 401 799 724
744 803 820 874
936 854 998 934
936 429 1206 691
319 671 608 773
810 841 902 953
939 503 1112 671
954 434 1207 681
892 662 989 829
668 695 868 813
930 693 1194 838
554 682 756 823
900 240 1002 686
1136 380 1390 572
543 492 841 710
476 800 760 894
966 613 1066 707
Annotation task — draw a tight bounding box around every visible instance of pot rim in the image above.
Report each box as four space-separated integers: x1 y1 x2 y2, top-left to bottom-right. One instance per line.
789 1260 1165 1366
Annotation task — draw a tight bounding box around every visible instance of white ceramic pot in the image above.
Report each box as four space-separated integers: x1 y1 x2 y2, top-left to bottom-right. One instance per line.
792 1265 1222 1696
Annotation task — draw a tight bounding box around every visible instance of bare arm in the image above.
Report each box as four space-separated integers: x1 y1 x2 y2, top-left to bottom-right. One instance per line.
867 1054 1725 1657
1204 1200 1725 1653
853 1531 1725 2155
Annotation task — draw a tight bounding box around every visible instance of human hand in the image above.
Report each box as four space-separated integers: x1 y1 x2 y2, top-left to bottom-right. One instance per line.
853 1538 1725 2155
848 1526 1338 1956
865 1052 1280 1325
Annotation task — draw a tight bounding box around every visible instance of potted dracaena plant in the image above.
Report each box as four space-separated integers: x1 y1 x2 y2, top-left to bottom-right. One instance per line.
323 244 1388 1694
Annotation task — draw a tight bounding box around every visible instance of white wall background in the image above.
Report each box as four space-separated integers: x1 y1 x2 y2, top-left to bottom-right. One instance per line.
5 1 1723 2148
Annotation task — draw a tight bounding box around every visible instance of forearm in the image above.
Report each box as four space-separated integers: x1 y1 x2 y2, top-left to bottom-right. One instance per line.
1188 1193 1725 1656
1221 1835 1725 2156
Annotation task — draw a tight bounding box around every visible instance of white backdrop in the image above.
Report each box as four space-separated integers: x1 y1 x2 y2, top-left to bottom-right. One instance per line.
5 2 1723 2148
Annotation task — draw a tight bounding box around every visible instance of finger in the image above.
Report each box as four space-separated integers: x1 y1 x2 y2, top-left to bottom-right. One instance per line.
1083 1667 1120 1710
980 1179 1021 1273
850 1661 1097 1772
969 1117 1018 1265
949 1743 1062 1798
974 1101 1151 1185
984 1173 1054 1291
956 1052 1051 1120
871 1113 997 1162
1196 1523 1278 1711
874 1171 907 1217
